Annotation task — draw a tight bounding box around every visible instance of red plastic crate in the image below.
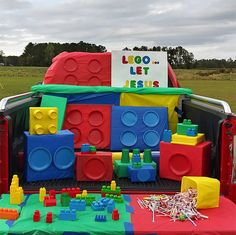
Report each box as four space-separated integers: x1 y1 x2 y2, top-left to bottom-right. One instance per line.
43 52 111 86
63 104 111 149
76 152 113 181
159 141 211 181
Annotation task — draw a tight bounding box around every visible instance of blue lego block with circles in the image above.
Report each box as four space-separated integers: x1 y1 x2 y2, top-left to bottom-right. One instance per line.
24 130 75 182
128 165 156 182
110 106 168 151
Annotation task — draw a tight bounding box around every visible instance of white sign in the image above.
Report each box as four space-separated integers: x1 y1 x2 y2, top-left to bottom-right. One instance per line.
111 50 168 88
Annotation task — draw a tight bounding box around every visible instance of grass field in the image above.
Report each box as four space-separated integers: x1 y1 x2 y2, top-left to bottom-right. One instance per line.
176 69 236 113
0 67 235 113
0 67 47 99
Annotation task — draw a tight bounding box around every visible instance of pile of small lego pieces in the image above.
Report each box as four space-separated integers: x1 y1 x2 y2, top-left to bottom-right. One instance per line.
137 189 208 226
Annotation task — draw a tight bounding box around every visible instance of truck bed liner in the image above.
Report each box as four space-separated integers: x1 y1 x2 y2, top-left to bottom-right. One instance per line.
20 176 180 193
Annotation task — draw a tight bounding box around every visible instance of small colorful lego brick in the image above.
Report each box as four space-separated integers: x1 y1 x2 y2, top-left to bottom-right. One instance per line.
10 175 24 205
105 194 124 203
61 192 71 207
98 198 111 206
39 187 46 202
59 209 77 221
49 190 56 199
61 187 81 198
81 143 90 153
110 180 116 191
0 208 19 220
112 209 119 220
69 199 86 211
44 196 56 207
95 215 107 222
81 190 87 197
107 199 115 213
91 201 105 211
46 212 53 223
162 129 172 142
101 183 121 197
33 210 40 222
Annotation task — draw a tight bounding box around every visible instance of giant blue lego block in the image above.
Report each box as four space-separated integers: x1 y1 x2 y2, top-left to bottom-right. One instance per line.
128 165 156 182
111 106 168 151
24 130 75 182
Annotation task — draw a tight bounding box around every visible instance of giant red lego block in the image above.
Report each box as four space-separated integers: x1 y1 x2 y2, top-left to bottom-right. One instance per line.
159 141 211 181
76 152 113 181
43 52 111 86
63 104 111 149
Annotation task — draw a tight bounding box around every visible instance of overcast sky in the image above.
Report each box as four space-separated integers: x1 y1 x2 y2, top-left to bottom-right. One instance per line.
0 0 236 59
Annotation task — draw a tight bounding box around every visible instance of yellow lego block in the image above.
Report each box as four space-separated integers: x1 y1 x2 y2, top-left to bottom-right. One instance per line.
171 133 205 146
181 176 220 209
39 187 46 202
110 180 116 191
29 107 58 135
120 93 180 133
82 190 87 197
11 175 19 187
112 152 143 163
10 175 24 205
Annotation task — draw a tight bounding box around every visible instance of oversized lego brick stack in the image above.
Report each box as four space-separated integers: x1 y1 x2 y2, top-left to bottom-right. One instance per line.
75 144 113 181
63 104 111 149
111 106 168 151
44 52 111 86
160 119 212 181
114 148 157 182
24 107 75 182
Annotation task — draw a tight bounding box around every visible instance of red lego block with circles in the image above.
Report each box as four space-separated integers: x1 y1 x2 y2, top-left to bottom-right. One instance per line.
43 52 111 86
159 141 211 181
75 152 113 181
63 104 111 149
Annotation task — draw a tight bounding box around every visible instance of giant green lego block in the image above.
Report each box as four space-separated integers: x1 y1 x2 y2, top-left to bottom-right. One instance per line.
40 94 67 130
177 119 198 135
114 160 130 178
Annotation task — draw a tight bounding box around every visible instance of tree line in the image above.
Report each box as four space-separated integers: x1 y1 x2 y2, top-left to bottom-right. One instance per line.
1 42 236 69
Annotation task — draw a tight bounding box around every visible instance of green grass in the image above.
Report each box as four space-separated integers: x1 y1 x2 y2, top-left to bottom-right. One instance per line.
175 69 236 113
0 66 47 99
0 67 235 113
174 68 236 80
179 80 236 113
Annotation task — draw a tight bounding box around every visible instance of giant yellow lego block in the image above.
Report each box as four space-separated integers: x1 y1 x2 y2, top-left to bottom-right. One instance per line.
171 133 205 146
120 93 179 133
181 176 220 209
29 107 58 135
